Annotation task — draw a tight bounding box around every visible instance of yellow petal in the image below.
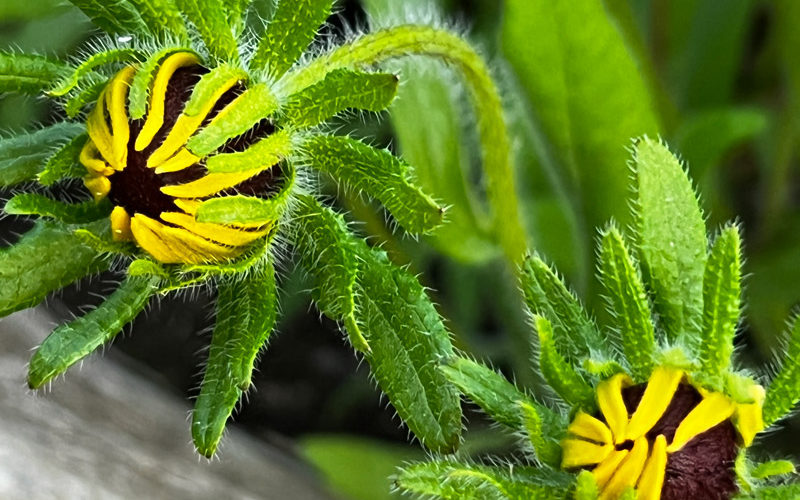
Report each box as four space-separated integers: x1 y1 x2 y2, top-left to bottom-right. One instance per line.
160 211 268 247
135 52 201 151
174 198 201 215
152 148 201 173
598 373 632 444
160 170 261 198
561 439 614 469
106 66 136 169
636 434 667 500
132 214 236 264
158 223 239 263
110 206 133 241
734 384 765 447
87 89 117 168
667 392 736 452
626 367 683 441
79 140 114 176
84 176 111 201
593 449 629 489
568 412 613 445
600 437 649 500
130 214 186 263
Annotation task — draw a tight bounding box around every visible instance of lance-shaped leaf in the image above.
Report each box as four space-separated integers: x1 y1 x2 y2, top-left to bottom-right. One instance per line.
65 78 106 118
519 401 563 468
127 0 188 39
69 0 149 35
128 47 198 119
751 460 795 480
38 133 89 186
763 317 800 427
598 226 655 382
535 316 595 411
0 221 110 318
187 84 278 156
172 0 237 61
0 52 69 95
192 265 277 457
251 0 332 75
699 225 741 383
5 194 112 224
205 130 291 173
291 195 368 352
520 254 603 361
305 135 443 234
634 137 707 343
0 123 85 187
28 275 159 388
281 69 398 128
48 48 140 97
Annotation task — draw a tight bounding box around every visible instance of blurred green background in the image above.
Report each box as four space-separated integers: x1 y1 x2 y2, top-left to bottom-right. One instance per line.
2 0 800 498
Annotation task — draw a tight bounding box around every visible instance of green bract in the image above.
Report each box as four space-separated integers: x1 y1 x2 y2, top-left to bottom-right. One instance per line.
0 0 521 457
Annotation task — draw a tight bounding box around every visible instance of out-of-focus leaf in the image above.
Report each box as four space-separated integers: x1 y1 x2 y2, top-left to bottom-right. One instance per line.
0 123 84 186
127 0 188 39
173 0 238 62
0 0 65 21
5 194 112 224
68 0 149 35
0 52 69 95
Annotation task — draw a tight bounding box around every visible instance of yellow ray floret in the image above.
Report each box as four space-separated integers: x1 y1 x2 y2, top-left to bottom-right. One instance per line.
734 384 765 446
625 367 683 441
80 141 114 176
85 176 111 201
160 211 269 246
86 89 117 169
110 206 133 241
637 435 668 500
568 412 613 445
160 170 263 198
561 439 613 469
131 214 239 264
106 66 136 168
598 373 631 444
592 449 629 489
600 437 648 500
667 392 736 452
153 148 201 173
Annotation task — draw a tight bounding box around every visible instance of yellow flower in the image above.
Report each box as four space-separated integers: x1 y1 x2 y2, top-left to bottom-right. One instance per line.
561 367 765 500
81 52 279 264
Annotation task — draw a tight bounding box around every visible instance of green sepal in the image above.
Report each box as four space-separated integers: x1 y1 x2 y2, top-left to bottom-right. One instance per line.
763 316 800 426
304 135 444 234
68 0 149 35
4 194 112 224
65 78 106 118
27 275 160 388
127 0 189 40
634 137 707 343
38 133 89 186
172 0 239 62
205 130 291 173
582 358 627 379
751 460 795 480
128 47 199 119
128 259 171 279
183 63 249 116
520 254 603 361
187 84 278 156
699 225 741 384
598 226 655 381
76 227 137 256
519 401 564 468
0 51 69 95
574 470 599 500
251 0 332 76
192 264 277 457
281 69 398 128
735 484 800 500
48 48 140 97
0 123 85 187
0 220 111 319
535 316 595 411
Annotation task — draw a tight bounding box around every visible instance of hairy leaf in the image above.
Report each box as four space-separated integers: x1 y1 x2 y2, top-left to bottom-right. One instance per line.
127 0 188 39
281 69 398 128
0 123 84 187
304 135 443 234
192 265 277 457
225 0 252 34
49 48 140 97
763 317 800 426
38 133 89 186
5 194 112 224
735 483 800 500
574 470 600 500
535 316 595 410
751 460 795 480
0 52 69 95
68 0 149 35
519 401 563 468
205 130 290 173
28 275 159 388
173 0 238 62
65 78 106 117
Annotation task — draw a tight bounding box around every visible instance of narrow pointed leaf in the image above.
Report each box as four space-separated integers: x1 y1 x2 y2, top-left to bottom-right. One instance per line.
205 130 290 173
0 221 111 318
304 135 443 234
1 52 69 95
127 0 188 39
0 123 84 187
192 265 277 457
65 78 106 117
48 48 140 97
69 0 149 35
5 194 112 224
763 318 800 426
38 133 89 186
173 0 238 62
519 401 564 467
634 137 707 343
281 69 398 128
751 460 795 480
598 226 655 381
28 275 159 388
251 0 332 75
535 316 595 410
699 225 741 382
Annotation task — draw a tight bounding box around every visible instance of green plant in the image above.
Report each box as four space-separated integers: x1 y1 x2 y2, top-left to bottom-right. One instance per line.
0 0 523 457
397 138 800 500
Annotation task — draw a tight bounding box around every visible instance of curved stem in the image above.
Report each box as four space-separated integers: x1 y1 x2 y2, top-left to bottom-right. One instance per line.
284 25 527 265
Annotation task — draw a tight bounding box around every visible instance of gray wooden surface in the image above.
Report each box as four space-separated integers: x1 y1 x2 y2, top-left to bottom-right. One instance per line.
0 308 332 500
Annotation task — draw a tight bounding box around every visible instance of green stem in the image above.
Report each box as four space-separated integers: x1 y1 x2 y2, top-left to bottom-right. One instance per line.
283 25 527 266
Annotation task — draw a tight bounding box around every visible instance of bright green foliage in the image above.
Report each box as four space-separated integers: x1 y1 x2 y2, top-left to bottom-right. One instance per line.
69 0 149 35
0 123 84 187
519 401 563 468
225 0 251 34
49 48 140 97
574 470 599 500
634 137 707 343
128 48 197 119
127 0 188 39
281 69 398 128
183 64 249 116
763 318 800 426
520 255 602 360
751 460 795 480
205 130 290 173
65 78 106 117
187 83 278 155
304 135 443 234
5 194 112 224
38 133 89 186
251 0 332 76
172 0 238 62
598 226 655 381
0 52 68 95
192 266 277 457
736 484 800 500
27 275 159 388
699 226 742 383
535 316 595 410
